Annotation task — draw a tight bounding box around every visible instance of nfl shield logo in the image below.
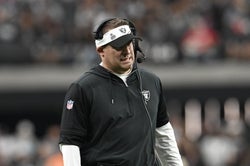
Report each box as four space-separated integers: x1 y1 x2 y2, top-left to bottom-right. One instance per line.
142 90 150 103
66 100 74 110
110 33 116 40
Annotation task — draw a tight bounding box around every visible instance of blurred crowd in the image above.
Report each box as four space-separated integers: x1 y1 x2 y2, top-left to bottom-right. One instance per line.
1 0 250 65
0 120 63 166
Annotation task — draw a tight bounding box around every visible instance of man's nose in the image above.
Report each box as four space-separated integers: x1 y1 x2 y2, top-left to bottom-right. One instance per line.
122 43 131 53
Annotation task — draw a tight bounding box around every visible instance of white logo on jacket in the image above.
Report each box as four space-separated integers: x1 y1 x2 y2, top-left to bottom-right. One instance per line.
142 90 150 103
66 100 74 110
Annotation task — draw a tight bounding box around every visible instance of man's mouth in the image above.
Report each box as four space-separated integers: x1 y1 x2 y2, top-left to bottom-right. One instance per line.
120 57 128 61
120 55 132 61
120 53 131 61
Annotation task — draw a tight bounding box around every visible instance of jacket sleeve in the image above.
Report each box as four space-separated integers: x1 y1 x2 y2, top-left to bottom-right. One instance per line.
156 80 169 127
155 122 183 166
59 83 90 147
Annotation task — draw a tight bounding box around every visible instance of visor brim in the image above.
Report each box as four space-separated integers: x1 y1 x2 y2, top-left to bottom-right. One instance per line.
109 34 142 50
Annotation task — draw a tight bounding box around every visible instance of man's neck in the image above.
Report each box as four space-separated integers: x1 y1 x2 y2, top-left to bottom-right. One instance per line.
99 62 132 75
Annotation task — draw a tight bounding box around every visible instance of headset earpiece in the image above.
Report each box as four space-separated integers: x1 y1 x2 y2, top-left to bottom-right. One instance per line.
124 18 137 36
94 32 102 40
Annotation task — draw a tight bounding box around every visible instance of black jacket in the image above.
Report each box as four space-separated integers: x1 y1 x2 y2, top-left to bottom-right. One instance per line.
59 65 169 166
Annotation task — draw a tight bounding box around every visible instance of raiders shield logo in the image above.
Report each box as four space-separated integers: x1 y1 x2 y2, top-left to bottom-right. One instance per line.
119 27 126 33
66 100 74 110
142 90 150 103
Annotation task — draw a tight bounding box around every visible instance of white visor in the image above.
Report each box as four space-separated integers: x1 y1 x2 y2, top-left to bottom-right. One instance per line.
95 25 132 48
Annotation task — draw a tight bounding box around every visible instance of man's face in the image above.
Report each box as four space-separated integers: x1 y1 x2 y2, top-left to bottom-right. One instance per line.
98 42 135 74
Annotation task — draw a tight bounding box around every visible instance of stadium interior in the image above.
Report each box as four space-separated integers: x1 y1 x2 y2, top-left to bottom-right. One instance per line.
1 0 250 165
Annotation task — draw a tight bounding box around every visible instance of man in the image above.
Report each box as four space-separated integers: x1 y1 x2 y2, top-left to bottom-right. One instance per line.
59 17 183 166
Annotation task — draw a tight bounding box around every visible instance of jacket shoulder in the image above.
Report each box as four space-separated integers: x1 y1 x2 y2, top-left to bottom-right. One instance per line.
74 71 98 88
138 68 160 81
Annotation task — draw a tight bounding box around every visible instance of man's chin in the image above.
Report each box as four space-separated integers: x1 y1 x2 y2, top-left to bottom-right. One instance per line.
118 64 133 74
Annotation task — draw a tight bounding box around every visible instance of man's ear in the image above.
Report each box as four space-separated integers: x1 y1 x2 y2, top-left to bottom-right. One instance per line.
97 47 105 58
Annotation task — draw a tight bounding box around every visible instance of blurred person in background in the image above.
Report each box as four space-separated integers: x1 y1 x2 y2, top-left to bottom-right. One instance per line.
36 125 62 166
222 0 250 60
59 17 183 166
0 120 37 166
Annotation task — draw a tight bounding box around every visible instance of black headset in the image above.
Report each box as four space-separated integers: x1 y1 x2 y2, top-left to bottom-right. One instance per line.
93 18 146 63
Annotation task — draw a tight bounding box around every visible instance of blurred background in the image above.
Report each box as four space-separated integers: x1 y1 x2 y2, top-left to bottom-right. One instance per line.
0 0 250 165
